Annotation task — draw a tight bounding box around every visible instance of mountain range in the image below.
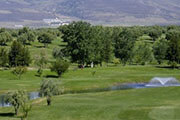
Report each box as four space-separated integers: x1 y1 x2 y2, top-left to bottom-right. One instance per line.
0 0 180 27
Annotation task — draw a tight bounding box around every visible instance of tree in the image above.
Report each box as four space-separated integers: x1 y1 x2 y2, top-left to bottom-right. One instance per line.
132 41 154 65
27 31 36 43
38 33 54 47
12 66 27 79
18 27 29 35
9 41 31 67
17 34 28 45
146 26 163 41
21 103 32 120
153 38 168 64
0 32 13 46
5 90 28 115
34 49 48 77
100 28 114 64
0 47 8 67
39 80 60 106
18 27 36 45
52 47 64 59
114 29 137 65
50 60 69 77
166 30 180 67
60 21 93 65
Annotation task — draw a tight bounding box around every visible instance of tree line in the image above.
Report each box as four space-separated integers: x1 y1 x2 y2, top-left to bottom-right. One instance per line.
59 22 180 67
0 23 180 68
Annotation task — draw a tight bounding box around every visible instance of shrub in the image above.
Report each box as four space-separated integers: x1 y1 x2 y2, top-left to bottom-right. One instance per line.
12 66 27 79
5 90 28 116
50 60 69 77
40 80 60 106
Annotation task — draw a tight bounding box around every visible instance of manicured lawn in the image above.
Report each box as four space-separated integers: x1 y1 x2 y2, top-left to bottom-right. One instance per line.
0 65 180 119
0 65 180 94
1 87 180 120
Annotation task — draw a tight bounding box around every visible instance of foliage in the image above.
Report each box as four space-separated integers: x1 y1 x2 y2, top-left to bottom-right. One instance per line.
60 22 114 66
21 103 32 120
52 47 64 59
100 27 114 64
147 26 163 41
0 47 8 67
50 60 70 77
113 58 120 66
18 27 36 45
17 34 28 45
0 32 13 45
12 66 27 79
153 38 168 64
9 41 31 67
39 80 60 106
114 28 137 65
60 21 93 65
38 33 54 47
5 90 28 115
132 41 154 65
166 30 180 66
34 49 48 77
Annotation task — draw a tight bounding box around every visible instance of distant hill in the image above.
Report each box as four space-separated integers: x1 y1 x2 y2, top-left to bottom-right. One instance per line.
0 0 180 27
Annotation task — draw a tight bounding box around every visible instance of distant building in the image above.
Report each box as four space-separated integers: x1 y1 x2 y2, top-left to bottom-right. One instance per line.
15 25 23 28
43 18 70 26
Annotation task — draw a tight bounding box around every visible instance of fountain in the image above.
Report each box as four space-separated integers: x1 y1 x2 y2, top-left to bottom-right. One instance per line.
146 77 180 87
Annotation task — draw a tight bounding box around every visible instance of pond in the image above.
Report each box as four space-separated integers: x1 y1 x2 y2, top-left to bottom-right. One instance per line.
1 77 180 107
0 92 40 107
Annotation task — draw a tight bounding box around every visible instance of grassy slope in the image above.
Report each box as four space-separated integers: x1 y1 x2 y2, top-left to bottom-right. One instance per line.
0 65 180 94
1 87 180 120
1 36 180 119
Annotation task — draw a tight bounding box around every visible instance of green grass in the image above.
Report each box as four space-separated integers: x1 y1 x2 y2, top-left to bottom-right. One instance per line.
0 65 180 94
1 87 180 120
1 65 180 119
1 38 180 119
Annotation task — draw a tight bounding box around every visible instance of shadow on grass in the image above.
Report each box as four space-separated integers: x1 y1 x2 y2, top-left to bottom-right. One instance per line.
59 44 66 47
0 113 14 117
155 66 179 69
34 45 45 48
45 75 59 78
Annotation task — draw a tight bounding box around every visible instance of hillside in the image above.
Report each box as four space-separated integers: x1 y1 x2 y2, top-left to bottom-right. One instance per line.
0 0 180 27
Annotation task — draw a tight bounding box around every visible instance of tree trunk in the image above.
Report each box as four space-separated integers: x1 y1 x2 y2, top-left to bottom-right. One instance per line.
15 108 18 116
47 97 51 106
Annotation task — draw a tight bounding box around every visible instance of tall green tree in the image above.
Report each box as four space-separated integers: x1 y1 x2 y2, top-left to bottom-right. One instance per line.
17 34 28 45
166 30 180 66
34 49 48 77
114 29 137 65
18 27 36 44
100 27 114 64
38 33 54 47
153 38 168 64
132 41 154 65
9 41 31 67
60 21 93 65
0 47 8 67
0 32 13 45
52 47 64 60
146 26 163 41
